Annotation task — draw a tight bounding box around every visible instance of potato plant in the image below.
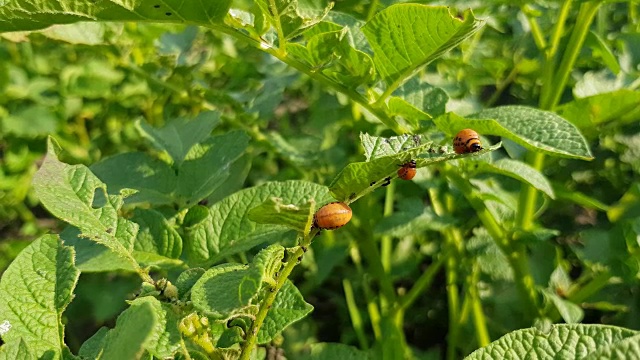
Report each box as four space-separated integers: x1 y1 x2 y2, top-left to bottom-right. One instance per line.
0 1 639 359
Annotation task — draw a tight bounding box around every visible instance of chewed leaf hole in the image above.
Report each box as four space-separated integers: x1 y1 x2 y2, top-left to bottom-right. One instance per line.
0 320 11 335
92 188 108 209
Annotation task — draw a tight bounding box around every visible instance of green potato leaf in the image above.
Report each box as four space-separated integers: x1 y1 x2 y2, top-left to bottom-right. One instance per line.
91 152 177 206
557 90 640 137
465 324 639 360
0 339 35 360
254 0 332 40
584 333 640 360
477 158 555 199
435 106 593 160
183 181 332 266
330 141 501 203
132 208 183 259
248 197 315 235
288 29 375 86
100 299 158 360
137 111 221 166
0 0 233 32
176 130 249 205
257 280 314 344
362 4 484 86
191 264 261 319
388 77 449 125
0 235 79 359
33 137 141 271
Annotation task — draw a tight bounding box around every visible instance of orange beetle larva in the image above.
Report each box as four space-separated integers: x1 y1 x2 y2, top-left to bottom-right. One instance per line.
397 160 417 180
313 202 352 230
453 129 483 154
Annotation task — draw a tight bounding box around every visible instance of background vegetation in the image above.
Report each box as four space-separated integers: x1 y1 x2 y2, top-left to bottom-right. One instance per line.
0 0 639 359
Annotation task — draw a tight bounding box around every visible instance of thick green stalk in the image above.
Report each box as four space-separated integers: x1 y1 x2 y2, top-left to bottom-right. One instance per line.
539 0 573 108
521 5 547 51
515 152 546 231
381 182 396 272
548 0 574 58
366 0 380 21
469 263 490 347
240 229 320 359
444 228 463 360
519 0 570 230
569 270 612 303
519 1 602 232
268 0 287 52
543 1 602 110
364 276 383 339
631 2 639 31
238 246 305 360
350 246 382 339
428 187 464 360
343 279 370 349
445 169 540 318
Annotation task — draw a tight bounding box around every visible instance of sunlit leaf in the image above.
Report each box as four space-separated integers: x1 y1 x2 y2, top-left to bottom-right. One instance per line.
362 4 483 86
435 106 593 160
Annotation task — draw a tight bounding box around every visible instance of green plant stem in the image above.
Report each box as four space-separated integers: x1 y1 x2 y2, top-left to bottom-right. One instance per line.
486 64 519 108
239 244 306 360
515 151 546 231
381 182 396 272
549 0 573 59
366 0 380 21
444 169 540 319
376 76 405 108
444 228 462 360
539 0 572 107
268 0 287 52
179 338 193 360
399 253 446 311
596 3 607 36
350 246 382 339
632 2 639 31
568 269 612 303
544 1 602 110
519 1 602 234
358 234 397 312
458 292 471 325
364 276 383 339
468 262 490 347
520 0 569 229
521 5 547 51
429 187 464 360
343 278 370 349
